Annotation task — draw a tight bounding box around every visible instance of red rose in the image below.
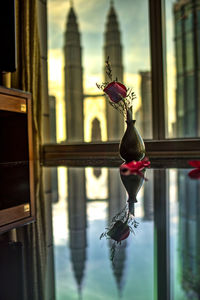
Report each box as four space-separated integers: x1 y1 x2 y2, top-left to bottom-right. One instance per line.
103 81 127 103
188 160 200 168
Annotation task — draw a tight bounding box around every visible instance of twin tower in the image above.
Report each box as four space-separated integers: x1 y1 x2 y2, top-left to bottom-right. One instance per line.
64 2 124 142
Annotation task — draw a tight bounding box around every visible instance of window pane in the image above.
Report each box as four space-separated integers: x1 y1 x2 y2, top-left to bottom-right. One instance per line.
48 0 152 143
166 0 200 138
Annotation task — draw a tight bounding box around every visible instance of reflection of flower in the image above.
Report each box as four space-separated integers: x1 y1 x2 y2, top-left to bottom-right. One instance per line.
100 204 138 261
120 157 150 179
188 160 200 179
107 220 130 243
96 57 136 121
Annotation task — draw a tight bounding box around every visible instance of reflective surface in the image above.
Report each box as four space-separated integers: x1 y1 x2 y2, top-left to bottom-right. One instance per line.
52 165 200 300
1 163 200 300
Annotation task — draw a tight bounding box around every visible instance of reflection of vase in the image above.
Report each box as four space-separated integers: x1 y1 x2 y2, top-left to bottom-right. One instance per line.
120 173 145 215
119 120 145 162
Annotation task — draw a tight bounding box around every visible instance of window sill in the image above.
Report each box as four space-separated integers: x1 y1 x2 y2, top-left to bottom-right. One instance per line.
42 139 200 167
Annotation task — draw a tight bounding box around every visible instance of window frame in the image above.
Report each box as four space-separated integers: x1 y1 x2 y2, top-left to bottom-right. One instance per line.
43 0 200 164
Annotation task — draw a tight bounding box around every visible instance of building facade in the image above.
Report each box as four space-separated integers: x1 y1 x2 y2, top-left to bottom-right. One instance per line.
174 0 200 137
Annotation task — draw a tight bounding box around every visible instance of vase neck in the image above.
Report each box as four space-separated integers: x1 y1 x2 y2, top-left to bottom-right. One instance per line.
126 119 136 125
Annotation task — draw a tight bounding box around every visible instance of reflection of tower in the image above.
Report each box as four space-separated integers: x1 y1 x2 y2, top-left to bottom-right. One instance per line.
178 170 200 298
91 117 102 142
67 168 87 295
174 0 200 137
108 168 127 295
64 4 84 142
49 95 58 203
49 95 57 143
104 1 124 140
91 117 102 178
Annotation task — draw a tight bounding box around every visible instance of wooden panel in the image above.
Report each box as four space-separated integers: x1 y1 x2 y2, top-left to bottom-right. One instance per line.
0 87 35 232
0 94 26 113
0 216 35 234
27 97 34 160
0 204 30 227
29 160 35 218
0 86 31 99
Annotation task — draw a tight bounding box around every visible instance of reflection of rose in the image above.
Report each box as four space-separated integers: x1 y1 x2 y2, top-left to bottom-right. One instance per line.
120 158 150 178
107 220 130 243
188 160 200 179
188 168 200 179
103 81 127 103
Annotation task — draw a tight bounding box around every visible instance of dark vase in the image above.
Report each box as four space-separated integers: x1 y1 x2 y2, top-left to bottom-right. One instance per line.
120 172 145 215
119 120 145 162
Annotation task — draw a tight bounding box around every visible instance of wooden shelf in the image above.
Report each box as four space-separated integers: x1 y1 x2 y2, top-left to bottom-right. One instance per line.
0 86 35 233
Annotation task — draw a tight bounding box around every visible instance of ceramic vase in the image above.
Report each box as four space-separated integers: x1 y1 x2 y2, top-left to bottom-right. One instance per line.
119 120 145 162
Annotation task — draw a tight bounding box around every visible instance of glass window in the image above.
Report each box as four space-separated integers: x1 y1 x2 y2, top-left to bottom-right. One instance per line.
176 38 183 75
175 10 182 38
166 0 200 138
48 0 152 144
184 6 193 32
185 32 194 72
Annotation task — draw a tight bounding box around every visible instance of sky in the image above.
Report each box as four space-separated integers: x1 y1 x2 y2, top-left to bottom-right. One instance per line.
47 0 176 141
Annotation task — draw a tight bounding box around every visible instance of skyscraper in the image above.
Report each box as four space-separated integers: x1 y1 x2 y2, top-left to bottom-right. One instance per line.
64 4 84 142
140 71 152 138
104 1 124 140
174 0 200 137
134 71 152 139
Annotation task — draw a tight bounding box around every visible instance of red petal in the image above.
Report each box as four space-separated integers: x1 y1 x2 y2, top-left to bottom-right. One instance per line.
115 82 127 94
103 81 127 103
118 230 130 242
188 160 200 168
188 168 200 179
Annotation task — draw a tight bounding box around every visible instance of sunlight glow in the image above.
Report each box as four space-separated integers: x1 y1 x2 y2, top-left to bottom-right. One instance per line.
86 167 108 199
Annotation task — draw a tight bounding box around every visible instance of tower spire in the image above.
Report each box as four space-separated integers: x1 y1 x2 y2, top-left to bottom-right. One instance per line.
70 0 73 7
64 4 84 142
